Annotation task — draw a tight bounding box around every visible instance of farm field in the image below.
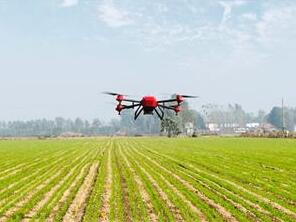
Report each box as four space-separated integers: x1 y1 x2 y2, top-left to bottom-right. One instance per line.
0 137 296 222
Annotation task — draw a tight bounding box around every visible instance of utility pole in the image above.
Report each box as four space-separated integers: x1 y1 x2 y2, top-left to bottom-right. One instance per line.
282 97 285 133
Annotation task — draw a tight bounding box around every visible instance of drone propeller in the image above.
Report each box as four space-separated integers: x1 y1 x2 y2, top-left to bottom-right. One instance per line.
179 95 199 98
102 91 129 97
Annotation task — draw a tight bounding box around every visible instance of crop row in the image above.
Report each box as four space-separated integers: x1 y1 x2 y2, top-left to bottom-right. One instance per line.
0 137 295 221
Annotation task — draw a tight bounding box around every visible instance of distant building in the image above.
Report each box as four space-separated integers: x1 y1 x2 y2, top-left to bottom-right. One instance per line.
220 123 239 129
207 123 220 132
184 122 194 135
246 123 260 129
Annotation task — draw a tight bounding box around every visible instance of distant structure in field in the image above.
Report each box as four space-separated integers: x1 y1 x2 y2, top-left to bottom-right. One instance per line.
206 122 266 134
184 122 194 135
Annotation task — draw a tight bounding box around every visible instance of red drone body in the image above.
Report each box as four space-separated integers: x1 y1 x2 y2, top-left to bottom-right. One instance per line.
104 92 197 120
141 96 158 114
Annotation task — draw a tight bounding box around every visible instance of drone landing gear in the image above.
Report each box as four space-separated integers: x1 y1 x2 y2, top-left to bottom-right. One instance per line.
154 107 164 120
134 106 143 120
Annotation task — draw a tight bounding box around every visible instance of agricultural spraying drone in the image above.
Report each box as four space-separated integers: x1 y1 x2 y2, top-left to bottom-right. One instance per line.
103 92 198 120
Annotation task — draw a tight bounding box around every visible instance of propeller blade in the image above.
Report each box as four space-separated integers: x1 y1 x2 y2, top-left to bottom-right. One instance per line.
102 91 129 96
102 91 118 96
180 95 199 98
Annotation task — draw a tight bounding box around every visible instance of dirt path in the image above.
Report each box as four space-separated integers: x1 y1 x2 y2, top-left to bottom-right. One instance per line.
132 147 237 222
0 169 64 222
62 163 99 222
156 168 208 222
133 156 184 222
114 151 132 222
99 149 113 222
21 153 91 222
118 146 158 222
46 165 89 222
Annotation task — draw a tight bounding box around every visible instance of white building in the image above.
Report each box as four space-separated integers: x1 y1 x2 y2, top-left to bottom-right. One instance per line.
184 122 194 135
207 123 220 132
246 123 260 129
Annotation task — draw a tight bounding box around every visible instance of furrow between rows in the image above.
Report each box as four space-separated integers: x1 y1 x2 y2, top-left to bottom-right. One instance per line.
21 148 94 221
123 145 184 221
99 146 113 222
139 143 296 221
117 144 158 222
130 144 238 222
62 163 99 222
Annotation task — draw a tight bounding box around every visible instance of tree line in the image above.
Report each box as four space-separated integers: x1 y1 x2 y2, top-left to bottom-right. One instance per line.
202 104 296 131
266 107 296 131
0 118 115 137
0 104 295 137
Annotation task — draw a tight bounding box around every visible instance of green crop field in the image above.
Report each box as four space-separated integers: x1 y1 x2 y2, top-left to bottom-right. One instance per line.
0 137 295 222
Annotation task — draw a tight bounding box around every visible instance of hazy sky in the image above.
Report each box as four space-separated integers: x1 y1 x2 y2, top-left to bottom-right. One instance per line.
0 0 296 121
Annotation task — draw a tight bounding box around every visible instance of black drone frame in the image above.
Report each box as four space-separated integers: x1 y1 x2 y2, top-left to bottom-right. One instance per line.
118 99 180 120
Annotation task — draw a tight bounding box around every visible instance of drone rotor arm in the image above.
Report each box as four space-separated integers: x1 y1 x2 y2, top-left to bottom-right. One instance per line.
134 106 143 120
122 99 141 103
122 104 141 109
154 107 164 120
